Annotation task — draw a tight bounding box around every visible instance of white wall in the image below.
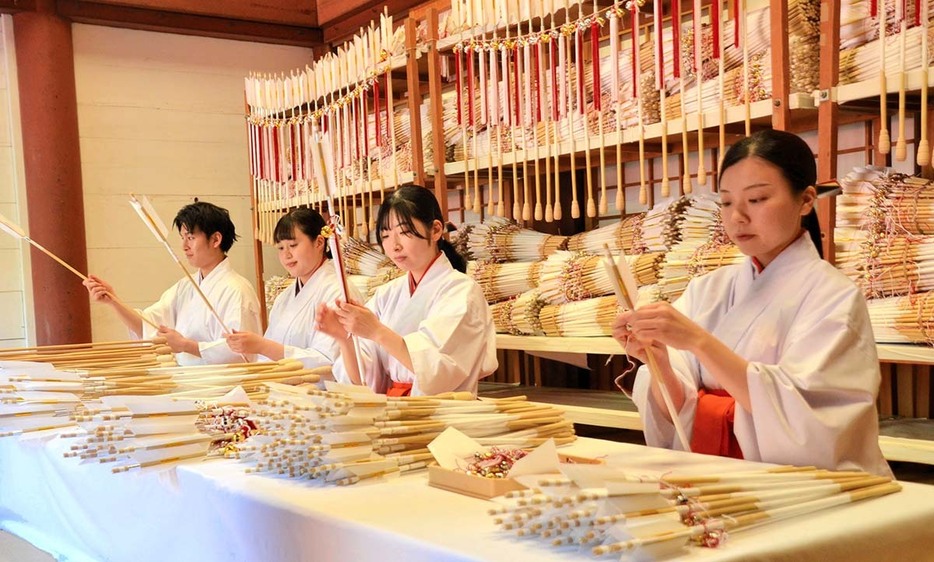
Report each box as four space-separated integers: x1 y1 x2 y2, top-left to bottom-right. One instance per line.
0 16 32 348
72 25 310 341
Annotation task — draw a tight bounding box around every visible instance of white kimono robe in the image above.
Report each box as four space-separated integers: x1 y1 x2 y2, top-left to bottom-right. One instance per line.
333 253 498 396
632 233 891 476
139 258 262 366
262 264 362 368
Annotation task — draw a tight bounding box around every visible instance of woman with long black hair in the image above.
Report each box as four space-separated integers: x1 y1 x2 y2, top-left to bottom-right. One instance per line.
316 185 497 396
613 129 890 476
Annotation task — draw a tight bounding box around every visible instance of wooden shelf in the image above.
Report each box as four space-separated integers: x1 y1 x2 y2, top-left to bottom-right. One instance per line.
834 66 934 107
879 436 934 465
480 384 934 465
876 344 934 365
497 334 621 354
479 382 642 430
879 418 934 465
498 335 934 365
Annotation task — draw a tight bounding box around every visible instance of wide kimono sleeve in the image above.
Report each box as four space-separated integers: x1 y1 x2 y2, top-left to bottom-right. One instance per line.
139 283 181 340
281 282 363 369
383 280 497 396
741 279 889 475
198 282 263 365
282 340 335 369
630 287 703 452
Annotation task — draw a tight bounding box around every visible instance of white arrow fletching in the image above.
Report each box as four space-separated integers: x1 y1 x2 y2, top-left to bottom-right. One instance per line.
139 194 171 240
602 244 640 311
328 235 351 302
617 251 641 310
320 131 339 201
130 194 167 242
602 254 631 311
310 130 341 215
0 212 27 240
310 133 330 201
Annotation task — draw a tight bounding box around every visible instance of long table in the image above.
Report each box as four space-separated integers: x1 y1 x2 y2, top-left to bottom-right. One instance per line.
2 435 934 562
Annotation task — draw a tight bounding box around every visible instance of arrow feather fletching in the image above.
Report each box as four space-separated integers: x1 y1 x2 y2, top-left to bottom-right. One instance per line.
0 212 27 240
130 194 168 242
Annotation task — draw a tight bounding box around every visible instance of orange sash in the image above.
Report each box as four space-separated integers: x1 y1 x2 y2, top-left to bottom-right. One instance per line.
690 388 744 459
387 381 413 397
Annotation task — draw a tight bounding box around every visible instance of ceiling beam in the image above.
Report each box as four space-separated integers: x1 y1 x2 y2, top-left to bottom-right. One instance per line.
85 0 316 27
56 0 323 47
0 0 37 13
320 0 426 45
315 0 370 26
406 0 448 22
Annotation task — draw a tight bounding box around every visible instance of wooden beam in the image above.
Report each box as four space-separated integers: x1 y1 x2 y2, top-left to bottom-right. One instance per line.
316 0 372 25
878 364 893 418
769 0 790 130
897 363 915 417
15 4 93 345
80 0 315 26
816 0 840 264
915 365 930 419
244 92 269 333
321 0 426 45
405 17 425 187
0 0 37 14
426 8 447 215
408 0 450 21
56 0 323 47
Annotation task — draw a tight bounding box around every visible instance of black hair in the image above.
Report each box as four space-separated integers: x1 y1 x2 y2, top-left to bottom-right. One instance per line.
173 201 239 253
375 184 466 273
273 207 331 259
719 129 823 258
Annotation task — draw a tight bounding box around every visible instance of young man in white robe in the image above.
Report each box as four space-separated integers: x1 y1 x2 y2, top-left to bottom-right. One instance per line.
226 208 361 369
613 130 891 477
85 201 262 366
317 185 498 397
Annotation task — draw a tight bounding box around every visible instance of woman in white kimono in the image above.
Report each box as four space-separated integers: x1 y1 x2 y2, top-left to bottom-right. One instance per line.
316 185 498 396
84 201 262 366
225 208 359 368
612 129 890 476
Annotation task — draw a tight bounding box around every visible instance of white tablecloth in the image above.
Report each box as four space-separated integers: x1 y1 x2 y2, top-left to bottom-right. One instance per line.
2 435 933 562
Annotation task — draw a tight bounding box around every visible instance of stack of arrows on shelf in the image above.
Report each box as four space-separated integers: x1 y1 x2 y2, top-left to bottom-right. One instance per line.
835 165 934 345
467 221 568 262
566 214 646 255
343 236 395 275
468 260 544 303
657 194 741 301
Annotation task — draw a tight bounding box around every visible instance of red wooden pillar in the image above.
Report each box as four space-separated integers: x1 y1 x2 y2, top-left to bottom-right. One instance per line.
14 1 91 344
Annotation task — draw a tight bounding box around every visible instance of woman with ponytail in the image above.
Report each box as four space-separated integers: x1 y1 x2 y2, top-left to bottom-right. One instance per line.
226 208 361 368
316 185 497 396
612 129 890 476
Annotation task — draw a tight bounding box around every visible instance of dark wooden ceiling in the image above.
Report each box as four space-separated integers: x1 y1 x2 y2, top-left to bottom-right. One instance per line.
0 0 438 49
